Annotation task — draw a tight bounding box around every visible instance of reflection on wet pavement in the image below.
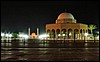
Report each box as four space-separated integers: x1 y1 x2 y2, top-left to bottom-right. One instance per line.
1 40 99 61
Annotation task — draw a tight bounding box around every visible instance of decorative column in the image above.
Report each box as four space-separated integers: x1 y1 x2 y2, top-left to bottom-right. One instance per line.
78 30 80 40
66 30 68 39
60 29 62 40
55 31 57 38
72 30 74 40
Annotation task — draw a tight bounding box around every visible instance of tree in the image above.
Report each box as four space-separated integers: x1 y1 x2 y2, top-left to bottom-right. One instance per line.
88 24 97 34
12 33 18 38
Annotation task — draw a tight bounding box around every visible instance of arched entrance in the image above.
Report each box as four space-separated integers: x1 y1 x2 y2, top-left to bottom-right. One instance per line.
51 29 55 38
80 29 82 39
61 29 66 38
56 29 60 38
74 29 79 39
68 29 72 39
47 29 51 38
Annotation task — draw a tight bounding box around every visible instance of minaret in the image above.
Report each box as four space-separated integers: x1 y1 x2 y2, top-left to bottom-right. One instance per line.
37 28 39 38
28 27 30 38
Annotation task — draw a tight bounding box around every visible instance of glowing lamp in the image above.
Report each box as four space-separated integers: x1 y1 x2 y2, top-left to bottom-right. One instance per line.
1 33 5 36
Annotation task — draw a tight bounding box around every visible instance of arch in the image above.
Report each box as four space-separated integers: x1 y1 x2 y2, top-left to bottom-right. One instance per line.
83 29 85 33
88 29 91 34
80 29 82 33
61 29 66 34
74 29 79 39
51 29 55 38
68 28 72 32
68 28 72 39
80 29 83 39
56 29 60 34
86 30 88 33
47 29 51 38
56 29 60 38
47 29 50 34
61 29 66 37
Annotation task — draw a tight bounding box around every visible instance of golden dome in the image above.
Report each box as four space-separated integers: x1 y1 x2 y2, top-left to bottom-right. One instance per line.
57 12 74 20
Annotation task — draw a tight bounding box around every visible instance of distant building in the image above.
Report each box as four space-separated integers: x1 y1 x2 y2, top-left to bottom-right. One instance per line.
46 12 88 40
30 32 37 38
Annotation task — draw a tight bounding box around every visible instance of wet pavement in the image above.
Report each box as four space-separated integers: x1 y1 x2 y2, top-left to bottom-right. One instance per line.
1 40 99 61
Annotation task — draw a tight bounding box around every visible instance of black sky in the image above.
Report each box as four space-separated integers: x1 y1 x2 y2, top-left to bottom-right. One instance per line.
1 1 99 34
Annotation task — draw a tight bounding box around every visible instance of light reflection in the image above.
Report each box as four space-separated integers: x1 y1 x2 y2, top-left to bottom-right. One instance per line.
85 40 87 43
24 43 28 46
1 39 99 61
19 43 24 46
19 51 27 53
1 43 4 46
85 48 89 50
18 57 28 60
1 56 12 60
45 43 49 46
38 48 48 50
5 43 12 46
85 43 88 46
39 44 44 46
2 48 12 50
1 52 12 54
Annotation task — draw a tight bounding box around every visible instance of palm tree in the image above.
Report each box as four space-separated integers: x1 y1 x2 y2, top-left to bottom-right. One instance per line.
88 24 97 34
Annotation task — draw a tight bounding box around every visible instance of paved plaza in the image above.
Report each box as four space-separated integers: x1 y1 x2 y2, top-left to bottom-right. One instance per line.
1 40 99 61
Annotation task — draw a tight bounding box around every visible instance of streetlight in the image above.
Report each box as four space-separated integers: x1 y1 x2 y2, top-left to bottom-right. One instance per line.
69 33 72 39
69 33 71 36
8 34 12 42
58 34 60 37
5 33 13 42
58 34 60 40
62 34 65 37
1 32 5 41
18 34 29 40
1 32 5 37
84 33 88 43
96 36 99 40
5 33 9 41
38 33 49 40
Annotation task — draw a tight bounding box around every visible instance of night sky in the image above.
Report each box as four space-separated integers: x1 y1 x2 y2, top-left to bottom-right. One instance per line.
1 1 99 34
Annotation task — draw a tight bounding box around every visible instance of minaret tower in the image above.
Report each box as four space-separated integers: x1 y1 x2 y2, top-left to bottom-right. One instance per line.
28 27 30 38
37 28 39 38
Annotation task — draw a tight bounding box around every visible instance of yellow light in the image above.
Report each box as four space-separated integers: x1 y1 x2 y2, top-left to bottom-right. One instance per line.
58 34 60 36
38 33 49 39
69 33 71 36
62 34 65 36
1 33 5 36
84 33 88 36
97 36 99 40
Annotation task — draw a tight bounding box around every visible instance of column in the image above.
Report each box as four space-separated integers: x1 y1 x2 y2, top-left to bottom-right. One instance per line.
72 31 74 40
66 30 68 39
59 29 62 40
78 30 80 40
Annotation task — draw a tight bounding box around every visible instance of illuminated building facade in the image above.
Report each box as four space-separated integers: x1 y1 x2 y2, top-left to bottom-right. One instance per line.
46 12 88 40
30 32 37 38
